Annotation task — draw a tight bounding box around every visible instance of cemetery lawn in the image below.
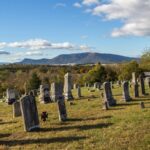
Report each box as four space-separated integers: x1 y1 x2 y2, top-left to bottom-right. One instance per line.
0 85 150 150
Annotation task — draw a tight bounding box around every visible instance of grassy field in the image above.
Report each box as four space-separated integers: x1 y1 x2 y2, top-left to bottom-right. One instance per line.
0 85 150 150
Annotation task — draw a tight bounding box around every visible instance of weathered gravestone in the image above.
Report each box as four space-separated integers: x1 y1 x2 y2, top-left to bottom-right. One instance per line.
39 84 51 103
73 84 78 89
64 73 74 101
6 89 17 105
132 72 139 97
102 101 109 110
122 81 131 102
20 95 40 132
147 78 150 88
139 74 145 95
84 83 88 87
51 82 63 102
94 82 101 90
103 82 116 106
13 101 21 118
57 95 67 122
117 81 121 87
77 86 81 98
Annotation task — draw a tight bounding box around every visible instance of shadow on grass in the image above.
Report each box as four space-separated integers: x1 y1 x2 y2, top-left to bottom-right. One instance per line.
116 103 137 106
0 121 17 125
39 122 113 132
0 133 11 138
109 107 125 110
67 116 112 122
132 98 150 102
0 136 87 146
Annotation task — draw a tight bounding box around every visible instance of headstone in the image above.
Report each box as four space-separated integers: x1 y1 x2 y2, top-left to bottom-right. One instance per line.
103 82 116 106
6 89 16 105
39 84 51 103
117 81 121 87
73 84 78 89
133 83 139 97
51 82 63 102
77 86 81 98
84 83 88 87
132 72 139 97
102 101 109 110
57 95 67 122
139 74 145 95
64 73 74 101
13 101 21 118
140 102 145 109
20 95 40 132
122 81 131 102
132 72 137 84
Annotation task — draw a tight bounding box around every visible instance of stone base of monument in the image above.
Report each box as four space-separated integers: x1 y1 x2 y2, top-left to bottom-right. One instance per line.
7 98 16 105
40 97 52 104
102 102 109 110
64 93 74 101
122 96 132 102
107 99 116 106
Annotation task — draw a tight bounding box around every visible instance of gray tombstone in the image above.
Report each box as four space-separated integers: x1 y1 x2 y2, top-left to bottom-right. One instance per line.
73 84 78 89
13 101 21 118
102 101 109 110
84 83 88 87
51 82 63 102
64 73 74 101
133 83 139 97
122 81 131 102
103 82 116 106
57 95 67 122
39 84 51 103
77 86 81 98
6 89 17 105
139 74 145 95
20 95 40 132
132 72 139 97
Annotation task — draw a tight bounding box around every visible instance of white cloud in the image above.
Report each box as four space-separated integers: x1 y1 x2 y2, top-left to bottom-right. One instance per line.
0 39 92 51
82 0 99 6
75 0 150 37
74 2 82 8
92 0 150 37
0 42 6 49
25 51 43 56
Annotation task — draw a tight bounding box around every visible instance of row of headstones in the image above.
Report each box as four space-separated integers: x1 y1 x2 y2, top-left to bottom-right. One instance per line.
39 73 82 103
103 73 148 110
6 73 80 105
13 93 67 132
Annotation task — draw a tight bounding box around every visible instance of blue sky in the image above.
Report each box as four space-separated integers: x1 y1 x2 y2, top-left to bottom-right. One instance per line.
0 0 150 62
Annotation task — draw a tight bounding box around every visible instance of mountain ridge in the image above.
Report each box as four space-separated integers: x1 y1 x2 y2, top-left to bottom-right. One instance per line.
19 52 138 65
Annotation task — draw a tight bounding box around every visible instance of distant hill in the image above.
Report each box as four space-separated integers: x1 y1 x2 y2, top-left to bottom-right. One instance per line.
20 52 138 65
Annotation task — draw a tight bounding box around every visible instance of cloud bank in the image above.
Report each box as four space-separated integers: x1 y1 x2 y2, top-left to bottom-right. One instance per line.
74 0 150 37
0 39 92 51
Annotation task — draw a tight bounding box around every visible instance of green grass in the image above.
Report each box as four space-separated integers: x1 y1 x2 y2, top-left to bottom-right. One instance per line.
0 85 150 150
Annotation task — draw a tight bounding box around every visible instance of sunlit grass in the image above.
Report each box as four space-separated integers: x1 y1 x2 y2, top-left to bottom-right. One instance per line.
0 85 150 150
